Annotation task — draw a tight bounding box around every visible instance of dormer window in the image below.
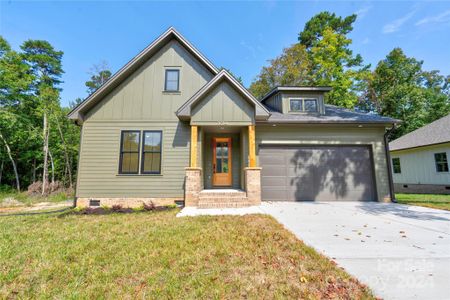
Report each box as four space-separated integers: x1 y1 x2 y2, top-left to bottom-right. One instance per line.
289 98 318 112
164 69 180 92
304 99 318 112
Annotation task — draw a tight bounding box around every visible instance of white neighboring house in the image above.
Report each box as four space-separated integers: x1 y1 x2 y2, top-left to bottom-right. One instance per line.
389 114 450 194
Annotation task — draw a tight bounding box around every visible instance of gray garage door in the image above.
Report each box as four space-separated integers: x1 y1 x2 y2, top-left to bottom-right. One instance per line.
260 145 376 201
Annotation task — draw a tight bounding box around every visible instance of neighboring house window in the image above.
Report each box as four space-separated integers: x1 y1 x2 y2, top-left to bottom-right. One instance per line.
434 152 449 172
289 98 318 112
119 131 140 174
392 157 401 174
164 69 179 91
141 131 162 174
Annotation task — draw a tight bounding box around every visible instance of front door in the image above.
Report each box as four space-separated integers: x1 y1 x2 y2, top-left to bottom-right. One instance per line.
212 137 232 186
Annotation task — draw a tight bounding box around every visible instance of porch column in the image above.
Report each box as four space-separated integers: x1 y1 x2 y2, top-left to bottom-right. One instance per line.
245 125 261 205
248 125 256 167
185 125 201 206
190 125 198 167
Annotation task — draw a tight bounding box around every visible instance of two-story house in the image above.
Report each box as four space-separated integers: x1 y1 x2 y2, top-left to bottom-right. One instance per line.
68 27 399 208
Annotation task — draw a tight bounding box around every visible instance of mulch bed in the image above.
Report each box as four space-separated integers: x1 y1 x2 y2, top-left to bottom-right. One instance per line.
72 205 176 215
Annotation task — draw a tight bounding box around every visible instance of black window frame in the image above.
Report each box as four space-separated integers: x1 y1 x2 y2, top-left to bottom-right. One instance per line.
141 130 163 175
434 152 449 173
289 98 318 113
304 98 318 112
118 130 141 175
289 99 303 112
392 157 401 174
164 69 180 92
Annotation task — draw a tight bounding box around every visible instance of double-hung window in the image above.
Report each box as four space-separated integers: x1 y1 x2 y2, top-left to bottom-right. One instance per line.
118 130 163 175
435 152 449 172
164 69 180 91
392 158 401 174
119 131 140 174
141 131 162 174
289 98 318 112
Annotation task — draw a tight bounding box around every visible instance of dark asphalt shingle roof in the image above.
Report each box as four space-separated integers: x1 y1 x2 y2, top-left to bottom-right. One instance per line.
389 113 450 151
260 105 399 124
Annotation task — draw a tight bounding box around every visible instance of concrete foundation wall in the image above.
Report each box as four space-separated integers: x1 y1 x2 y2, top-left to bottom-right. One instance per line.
394 183 450 195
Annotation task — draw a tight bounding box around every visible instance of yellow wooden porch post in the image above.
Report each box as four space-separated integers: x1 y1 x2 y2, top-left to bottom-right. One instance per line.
248 125 256 167
190 125 198 167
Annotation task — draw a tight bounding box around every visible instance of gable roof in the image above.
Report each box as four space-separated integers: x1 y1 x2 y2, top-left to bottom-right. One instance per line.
176 70 271 121
260 86 333 102
68 27 219 121
390 113 450 151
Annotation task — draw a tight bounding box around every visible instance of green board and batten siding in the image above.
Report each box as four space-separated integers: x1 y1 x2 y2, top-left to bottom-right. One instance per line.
191 80 254 126
76 40 214 198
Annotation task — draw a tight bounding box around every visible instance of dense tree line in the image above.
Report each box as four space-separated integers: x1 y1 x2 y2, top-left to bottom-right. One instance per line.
0 36 111 193
250 12 450 139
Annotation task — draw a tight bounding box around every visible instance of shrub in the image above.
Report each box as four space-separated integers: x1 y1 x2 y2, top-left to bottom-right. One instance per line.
111 204 123 212
143 201 156 211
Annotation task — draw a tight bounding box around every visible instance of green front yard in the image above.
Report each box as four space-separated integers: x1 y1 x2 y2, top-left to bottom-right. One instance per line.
396 193 450 211
0 209 373 299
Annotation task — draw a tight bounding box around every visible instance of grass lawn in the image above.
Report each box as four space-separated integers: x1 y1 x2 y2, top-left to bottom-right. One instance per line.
396 193 450 211
0 210 373 299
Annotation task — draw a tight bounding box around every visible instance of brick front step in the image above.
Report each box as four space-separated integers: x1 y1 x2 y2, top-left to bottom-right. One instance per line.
197 189 253 208
197 201 255 209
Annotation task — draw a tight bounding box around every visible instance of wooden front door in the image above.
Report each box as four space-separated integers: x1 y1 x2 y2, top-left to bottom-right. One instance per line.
212 137 232 186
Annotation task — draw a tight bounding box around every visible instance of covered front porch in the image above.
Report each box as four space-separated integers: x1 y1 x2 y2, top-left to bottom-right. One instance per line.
185 124 261 208
175 70 270 208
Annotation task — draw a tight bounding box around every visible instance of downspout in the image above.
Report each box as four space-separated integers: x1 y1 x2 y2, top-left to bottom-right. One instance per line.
72 120 83 208
384 124 396 203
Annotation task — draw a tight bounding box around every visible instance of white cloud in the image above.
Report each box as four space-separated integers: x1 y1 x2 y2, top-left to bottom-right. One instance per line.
415 10 450 26
362 37 370 45
383 11 416 34
355 5 372 20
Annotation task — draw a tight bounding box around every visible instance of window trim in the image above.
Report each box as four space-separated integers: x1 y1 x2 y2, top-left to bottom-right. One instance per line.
289 97 318 113
392 157 401 174
140 130 163 175
434 152 449 173
164 69 180 92
118 130 141 175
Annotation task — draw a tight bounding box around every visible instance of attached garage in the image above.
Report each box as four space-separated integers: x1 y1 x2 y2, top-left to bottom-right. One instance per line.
259 145 377 202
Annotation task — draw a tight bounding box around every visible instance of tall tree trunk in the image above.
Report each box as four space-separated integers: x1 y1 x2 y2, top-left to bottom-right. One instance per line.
42 112 49 195
0 132 20 192
32 158 36 183
0 160 3 185
55 117 73 188
48 148 55 191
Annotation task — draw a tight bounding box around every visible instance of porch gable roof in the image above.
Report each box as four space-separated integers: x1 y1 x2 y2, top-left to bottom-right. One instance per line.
176 70 271 121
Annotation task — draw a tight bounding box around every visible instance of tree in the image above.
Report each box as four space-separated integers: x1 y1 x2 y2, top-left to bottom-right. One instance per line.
249 12 367 107
21 40 64 194
309 27 369 108
299 12 357 49
364 48 450 139
299 12 368 108
249 43 311 99
85 61 111 94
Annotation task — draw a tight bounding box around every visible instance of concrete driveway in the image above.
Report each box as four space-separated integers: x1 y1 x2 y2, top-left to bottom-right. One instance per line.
259 202 450 300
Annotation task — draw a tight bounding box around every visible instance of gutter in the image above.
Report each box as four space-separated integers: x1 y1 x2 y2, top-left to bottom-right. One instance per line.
384 124 397 203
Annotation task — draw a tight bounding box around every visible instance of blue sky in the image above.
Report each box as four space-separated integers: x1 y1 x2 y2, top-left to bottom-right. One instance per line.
1 1 450 107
